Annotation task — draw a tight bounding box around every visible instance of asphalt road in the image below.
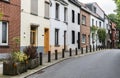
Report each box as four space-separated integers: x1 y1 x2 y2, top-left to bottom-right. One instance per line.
26 49 120 78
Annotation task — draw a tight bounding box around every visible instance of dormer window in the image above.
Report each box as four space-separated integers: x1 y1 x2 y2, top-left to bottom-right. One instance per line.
93 6 96 13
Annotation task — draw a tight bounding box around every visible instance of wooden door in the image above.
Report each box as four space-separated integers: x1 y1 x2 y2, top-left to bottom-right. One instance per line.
44 28 49 52
30 27 37 46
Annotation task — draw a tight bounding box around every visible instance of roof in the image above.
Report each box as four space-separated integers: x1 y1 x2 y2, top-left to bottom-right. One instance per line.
68 0 81 7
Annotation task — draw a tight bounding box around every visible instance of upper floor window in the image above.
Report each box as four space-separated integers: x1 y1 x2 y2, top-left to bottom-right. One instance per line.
92 19 94 26
82 15 86 25
45 1 49 18
99 21 101 28
31 0 38 15
55 3 59 20
64 7 67 22
93 6 96 13
78 13 80 25
72 10 75 23
0 21 8 45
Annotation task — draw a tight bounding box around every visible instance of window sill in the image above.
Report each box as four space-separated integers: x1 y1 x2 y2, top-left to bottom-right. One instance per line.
55 45 60 47
82 42 86 44
82 24 86 26
0 45 9 48
30 13 38 16
0 0 10 3
44 17 50 20
55 18 60 21
64 21 68 24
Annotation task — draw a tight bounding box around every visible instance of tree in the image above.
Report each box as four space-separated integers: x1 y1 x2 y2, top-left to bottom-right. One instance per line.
97 28 106 46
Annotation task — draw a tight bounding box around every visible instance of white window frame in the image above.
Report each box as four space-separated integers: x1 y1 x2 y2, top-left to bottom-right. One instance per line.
0 21 8 46
82 34 86 43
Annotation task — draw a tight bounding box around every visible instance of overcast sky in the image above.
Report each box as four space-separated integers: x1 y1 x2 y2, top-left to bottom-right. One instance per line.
78 0 116 15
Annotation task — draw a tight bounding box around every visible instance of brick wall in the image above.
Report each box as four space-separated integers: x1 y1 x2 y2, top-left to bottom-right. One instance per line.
0 0 20 53
80 9 90 48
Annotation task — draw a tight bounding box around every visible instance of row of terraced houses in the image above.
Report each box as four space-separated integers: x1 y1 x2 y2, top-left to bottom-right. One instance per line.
0 0 119 58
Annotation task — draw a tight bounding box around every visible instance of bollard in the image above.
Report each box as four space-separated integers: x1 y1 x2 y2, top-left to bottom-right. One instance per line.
96 45 97 51
93 45 95 52
48 51 51 62
69 48 72 56
55 50 58 60
81 47 83 54
75 48 78 55
86 46 88 53
90 45 92 52
62 49 65 58
39 52 43 65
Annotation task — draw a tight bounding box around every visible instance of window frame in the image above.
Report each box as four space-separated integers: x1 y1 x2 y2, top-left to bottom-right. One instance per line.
55 29 59 46
55 3 60 20
78 13 80 25
72 31 75 44
0 21 8 46
82 34 86 43
72 10 75 23
44 1 50 19
82 15 86 25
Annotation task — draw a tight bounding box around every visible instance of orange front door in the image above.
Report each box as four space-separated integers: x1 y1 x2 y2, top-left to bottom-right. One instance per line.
44 28 49 52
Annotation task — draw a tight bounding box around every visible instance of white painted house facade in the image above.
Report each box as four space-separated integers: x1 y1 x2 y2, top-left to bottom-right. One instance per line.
21 0 50 53
86 2 105 48
50 0 68 52
67 0 81 50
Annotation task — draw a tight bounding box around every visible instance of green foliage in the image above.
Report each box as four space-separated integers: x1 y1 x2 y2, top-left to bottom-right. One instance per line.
90 25 98 32
97 28 106 43
0 12 3 20
11 51 28 62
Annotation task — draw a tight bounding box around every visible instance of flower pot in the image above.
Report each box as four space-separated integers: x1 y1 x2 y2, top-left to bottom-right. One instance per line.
3 61 27 75
28 57 39 69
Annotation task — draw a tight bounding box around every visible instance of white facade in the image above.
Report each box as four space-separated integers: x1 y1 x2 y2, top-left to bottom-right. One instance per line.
21 0 50 52
67 1 81 50
50 0 68 52
90 15 104 47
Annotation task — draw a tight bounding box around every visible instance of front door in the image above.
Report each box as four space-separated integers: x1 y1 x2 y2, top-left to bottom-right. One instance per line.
78 32 80 49
44 28 49 52
30 27 37 46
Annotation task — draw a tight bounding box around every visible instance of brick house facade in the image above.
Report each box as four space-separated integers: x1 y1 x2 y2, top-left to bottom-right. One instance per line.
0 0 20 53
80 4 90 48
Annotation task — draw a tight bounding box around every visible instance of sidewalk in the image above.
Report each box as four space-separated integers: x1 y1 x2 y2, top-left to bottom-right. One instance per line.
0 49 105 78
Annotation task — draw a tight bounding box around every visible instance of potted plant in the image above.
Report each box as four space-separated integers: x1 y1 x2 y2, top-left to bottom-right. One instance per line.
23 45 39 69
3 36 28 75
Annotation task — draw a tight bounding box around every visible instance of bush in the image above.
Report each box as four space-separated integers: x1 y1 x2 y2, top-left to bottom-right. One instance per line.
23 45 38 60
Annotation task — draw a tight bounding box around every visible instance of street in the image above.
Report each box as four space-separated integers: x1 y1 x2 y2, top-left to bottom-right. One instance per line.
26 49 120 78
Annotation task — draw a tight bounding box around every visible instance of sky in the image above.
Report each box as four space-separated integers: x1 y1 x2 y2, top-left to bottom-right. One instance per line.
78 0 116 15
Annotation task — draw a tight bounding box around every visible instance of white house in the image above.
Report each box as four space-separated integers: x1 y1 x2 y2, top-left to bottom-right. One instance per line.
50 0 68 52
67 0 81 50
86 2 105 48
21 0 50 53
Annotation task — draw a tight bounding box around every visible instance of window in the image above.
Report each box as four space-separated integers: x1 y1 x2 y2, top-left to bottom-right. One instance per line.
99 21 101 27
96 21 97 26
92 19 94 26
55 3 59 20
72 31 75 44
55 29 59 46
82 34 86 43
0 21 8 45
31 0 38 15
78 13 80 25
45 2 49 18
72 10 75 23
64 7 67 22
93 6 96 13
82 15 86 25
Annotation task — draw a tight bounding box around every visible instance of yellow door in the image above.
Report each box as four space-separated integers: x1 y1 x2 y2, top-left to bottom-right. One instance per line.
44 28 49 52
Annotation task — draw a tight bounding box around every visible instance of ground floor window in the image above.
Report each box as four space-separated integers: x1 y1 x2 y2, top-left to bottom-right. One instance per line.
82 34 86 43
72 31 75 44
55 29 59 46
0 21 8 45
